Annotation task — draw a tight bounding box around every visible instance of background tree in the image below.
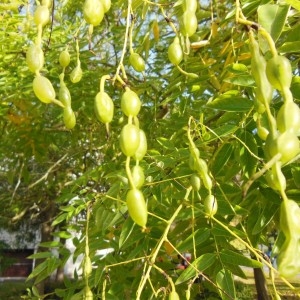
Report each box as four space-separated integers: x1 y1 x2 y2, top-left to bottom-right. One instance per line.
1 0 300 299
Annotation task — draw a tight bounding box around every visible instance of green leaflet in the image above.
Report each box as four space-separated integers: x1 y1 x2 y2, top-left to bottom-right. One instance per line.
175 253 216 284
206 91 253 112
219 249 262 268
284 0 300 11
258 4 290 42
216 269 236 300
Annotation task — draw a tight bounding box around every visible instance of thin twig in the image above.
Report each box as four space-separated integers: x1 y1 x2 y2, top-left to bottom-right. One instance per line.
28 154 68 189
11 160 24 202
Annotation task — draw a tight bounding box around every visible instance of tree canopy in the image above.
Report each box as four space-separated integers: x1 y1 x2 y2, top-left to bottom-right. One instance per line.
1 0 300 299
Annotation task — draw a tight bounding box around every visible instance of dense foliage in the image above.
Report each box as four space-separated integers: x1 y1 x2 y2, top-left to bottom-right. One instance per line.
1 0 300 299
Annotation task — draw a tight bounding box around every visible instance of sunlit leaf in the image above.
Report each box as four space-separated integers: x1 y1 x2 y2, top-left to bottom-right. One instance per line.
223 75 255 87
219 249 263 268
258 4 290 42
206 93 253 112
279 42 300 53
284 0 300 11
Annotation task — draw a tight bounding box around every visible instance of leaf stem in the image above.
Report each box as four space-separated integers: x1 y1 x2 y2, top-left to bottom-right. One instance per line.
242 153 281 197
136 188 192 299
113 0 132 83
258 28 278 57
211 216 275 272
176 65 199 78
100 75 111 92
125 156 135 189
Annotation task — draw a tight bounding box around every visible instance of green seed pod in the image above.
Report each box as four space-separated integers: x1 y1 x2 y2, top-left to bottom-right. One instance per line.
26 44 44 73
203 195 218 217
190 173 201 191
59 50 71 68
182 0 197 13
278 237 300 278
42 0 52 8
70 65 83 83
126 189 147 227
131 165 145 188
277 101 300 134
250 36 267 85
254 99 266 114
265 164 286 191
257 124 269 141
204 194 218 216
186 289 191 300
265 131 299 164
249 35 273 102
84 256 92 277
119 124 140 157
194 158 208 176
133 129 147 161
180 10 198 37
94 91 114 124
266 55 292 91
34 5 50 27
59 82 72 107
168 37 183 65
63 106 76 129
83 0 104 26
33 75 55 104
188 147 200 171
100 0 111 12
255 85 273 106
129 53 145 72
280 199 300 237
169 291 180 300
121 89 141 117
202 172 213 191
83 286 93 299
278 199 300 278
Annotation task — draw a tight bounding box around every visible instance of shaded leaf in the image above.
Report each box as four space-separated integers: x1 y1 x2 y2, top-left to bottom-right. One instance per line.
52 231 73 239
216 269 236 300
27 260 48 281
292 167 300 188
211 143 234 176
32 286 40 297
237 130 258 178
291 79 300 100
157 137 176 150
176 228 211 252
175 253 216 284
252 202 279 235
224 263 247 279
39 241 62 248
28 252 53 259
119 216 135 249
207 125 237 141
52 212 68 226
